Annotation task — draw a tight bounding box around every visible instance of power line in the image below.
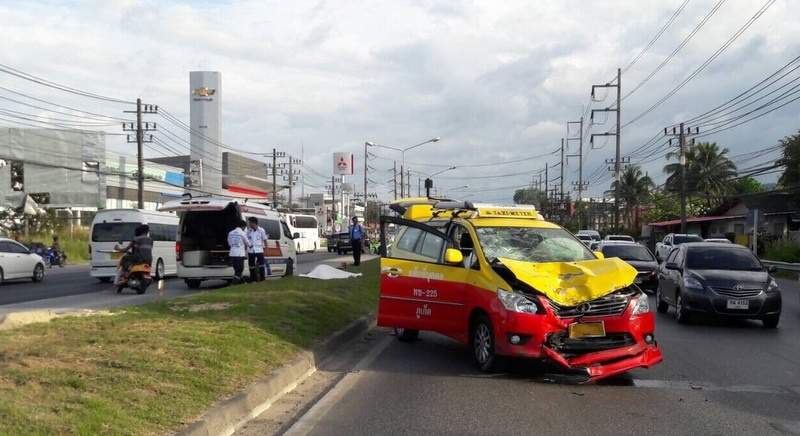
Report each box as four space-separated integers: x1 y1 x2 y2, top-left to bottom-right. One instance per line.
622 0 691 74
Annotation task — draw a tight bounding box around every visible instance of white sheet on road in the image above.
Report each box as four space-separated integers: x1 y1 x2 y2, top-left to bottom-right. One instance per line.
299 265 363 280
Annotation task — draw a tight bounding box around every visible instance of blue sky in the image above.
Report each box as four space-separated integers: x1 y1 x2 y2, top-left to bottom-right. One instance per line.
1 0 798 203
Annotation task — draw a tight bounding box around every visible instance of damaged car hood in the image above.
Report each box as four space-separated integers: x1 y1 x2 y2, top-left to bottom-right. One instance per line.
498 257 638 306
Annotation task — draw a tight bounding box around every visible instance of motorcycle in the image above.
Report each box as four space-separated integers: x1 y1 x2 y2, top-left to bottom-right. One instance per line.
116 257 153 295
43 247 67 268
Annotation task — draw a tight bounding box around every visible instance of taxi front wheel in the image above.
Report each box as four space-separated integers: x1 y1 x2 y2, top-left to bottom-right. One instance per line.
394 327 419 342
472 315 505 372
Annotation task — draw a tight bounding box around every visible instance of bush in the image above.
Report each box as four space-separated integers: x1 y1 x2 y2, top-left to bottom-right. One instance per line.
763 238 800 263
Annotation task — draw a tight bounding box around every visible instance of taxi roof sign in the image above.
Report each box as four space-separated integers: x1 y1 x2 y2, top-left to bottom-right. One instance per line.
472 203 540 219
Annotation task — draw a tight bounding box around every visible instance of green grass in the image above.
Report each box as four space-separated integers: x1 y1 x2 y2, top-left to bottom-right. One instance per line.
0 260 380 435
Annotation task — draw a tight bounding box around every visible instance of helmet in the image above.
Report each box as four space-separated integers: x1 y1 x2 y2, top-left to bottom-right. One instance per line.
52 235 59 241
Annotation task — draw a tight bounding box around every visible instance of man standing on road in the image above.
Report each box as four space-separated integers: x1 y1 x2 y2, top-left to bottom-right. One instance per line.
246 217 269 282
348 216 365 266
228 220 251 284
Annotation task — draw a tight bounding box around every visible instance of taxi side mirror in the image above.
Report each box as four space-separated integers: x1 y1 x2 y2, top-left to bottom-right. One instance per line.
594 251 605 259
444 248 464 264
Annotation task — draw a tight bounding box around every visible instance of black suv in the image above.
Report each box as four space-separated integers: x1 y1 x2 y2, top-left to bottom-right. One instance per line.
334 232 352 255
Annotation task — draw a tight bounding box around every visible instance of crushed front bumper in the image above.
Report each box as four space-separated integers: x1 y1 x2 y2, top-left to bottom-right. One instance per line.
492 293 663 382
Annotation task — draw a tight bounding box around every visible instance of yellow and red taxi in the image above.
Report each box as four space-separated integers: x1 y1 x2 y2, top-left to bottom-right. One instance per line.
377 198 663 382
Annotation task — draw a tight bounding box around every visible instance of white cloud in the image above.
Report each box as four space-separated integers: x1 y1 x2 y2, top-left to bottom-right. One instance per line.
0 0 798 203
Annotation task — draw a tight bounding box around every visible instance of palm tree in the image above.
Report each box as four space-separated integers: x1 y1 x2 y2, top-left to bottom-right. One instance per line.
605 165 655 227
663 141 737 209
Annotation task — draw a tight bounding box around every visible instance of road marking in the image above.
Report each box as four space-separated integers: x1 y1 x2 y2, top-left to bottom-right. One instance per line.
283 334 394 436
633 379 797 395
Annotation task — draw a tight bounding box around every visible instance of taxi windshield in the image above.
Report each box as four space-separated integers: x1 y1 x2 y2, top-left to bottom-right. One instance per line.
475 226 595 263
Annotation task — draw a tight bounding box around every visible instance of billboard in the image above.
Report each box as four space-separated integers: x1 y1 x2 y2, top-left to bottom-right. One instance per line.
333 152 354 175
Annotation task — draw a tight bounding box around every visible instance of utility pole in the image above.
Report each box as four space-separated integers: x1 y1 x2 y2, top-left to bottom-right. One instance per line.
665 123 699 233
591 68 622 232
393 161 398 200
330 176 336 230
264 149 287 206
122 99 157 208
364 143 368 227
567 117 587 228
285 156 301 207
560 139 565 224
544 162 549 219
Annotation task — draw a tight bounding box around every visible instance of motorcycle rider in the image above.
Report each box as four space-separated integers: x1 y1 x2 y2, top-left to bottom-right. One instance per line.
112 225 153 290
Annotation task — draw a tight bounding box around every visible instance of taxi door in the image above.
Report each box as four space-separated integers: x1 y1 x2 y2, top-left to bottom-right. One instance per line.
378 216 468 335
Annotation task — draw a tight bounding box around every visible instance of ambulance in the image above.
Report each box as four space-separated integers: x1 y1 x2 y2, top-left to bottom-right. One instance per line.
158 195 297 288
378 198 663 382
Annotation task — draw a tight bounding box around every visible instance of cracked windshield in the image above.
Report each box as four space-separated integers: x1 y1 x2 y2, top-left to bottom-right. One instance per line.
475 227 595 263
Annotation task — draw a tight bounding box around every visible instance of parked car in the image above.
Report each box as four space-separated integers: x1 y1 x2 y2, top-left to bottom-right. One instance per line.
0 238 46 284
325 233 339 252
603 234 635 243
599 241 658 293
655 233 704 262
705 237 732 244
334 232 352 255
576 229 601 242
655 242 782 328
576 233 593 247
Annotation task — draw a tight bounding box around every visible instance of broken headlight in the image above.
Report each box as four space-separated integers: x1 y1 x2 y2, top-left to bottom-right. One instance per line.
497 288 539 314
631 296 650 316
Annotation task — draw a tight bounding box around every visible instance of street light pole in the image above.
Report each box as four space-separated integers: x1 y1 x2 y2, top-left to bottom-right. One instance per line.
366 136 440 199
363 142 368 228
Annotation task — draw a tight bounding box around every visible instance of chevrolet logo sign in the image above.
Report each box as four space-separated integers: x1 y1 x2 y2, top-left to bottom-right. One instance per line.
192 87 216 97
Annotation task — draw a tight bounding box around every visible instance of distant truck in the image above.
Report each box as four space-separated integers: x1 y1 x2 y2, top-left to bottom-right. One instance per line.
655 233 704 262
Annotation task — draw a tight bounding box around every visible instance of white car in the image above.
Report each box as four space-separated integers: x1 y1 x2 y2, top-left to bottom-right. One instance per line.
0 238 46 284
603 234 636 243
705 238 732 244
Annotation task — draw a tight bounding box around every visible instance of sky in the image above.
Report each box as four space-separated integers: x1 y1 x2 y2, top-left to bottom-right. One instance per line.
1 0 799 204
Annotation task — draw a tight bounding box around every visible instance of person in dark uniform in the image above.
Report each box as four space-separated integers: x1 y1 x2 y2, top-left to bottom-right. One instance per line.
348 216 365 266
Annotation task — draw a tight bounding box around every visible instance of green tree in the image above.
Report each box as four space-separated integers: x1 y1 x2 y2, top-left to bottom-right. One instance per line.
605 165 654 228
513 187 546 207
731 177 764 195
777 131 800 189
664 141 737 209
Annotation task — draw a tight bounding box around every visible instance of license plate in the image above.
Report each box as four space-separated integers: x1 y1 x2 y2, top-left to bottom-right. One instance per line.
569 321 606 338
111 252 123 260
727 299 749 309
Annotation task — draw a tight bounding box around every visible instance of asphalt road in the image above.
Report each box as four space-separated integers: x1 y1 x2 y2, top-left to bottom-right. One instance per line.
0 250 372 317
261 279 800 436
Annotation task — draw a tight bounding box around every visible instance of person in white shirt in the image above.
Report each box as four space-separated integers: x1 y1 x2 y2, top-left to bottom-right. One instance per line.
228 220 251 284
246 217 269 282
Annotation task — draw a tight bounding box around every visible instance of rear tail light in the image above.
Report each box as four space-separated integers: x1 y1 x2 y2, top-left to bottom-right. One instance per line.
176 241 182 262
88 244 92 260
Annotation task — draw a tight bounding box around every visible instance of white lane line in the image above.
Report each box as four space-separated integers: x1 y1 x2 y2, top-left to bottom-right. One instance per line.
633 379 797 395
283 334 395 436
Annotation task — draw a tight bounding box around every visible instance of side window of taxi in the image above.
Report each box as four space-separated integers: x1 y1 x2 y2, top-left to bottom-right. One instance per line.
389 225 446 263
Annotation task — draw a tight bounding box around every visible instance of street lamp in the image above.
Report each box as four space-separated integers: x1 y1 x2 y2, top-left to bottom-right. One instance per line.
366 136 440 198
417 165 457 196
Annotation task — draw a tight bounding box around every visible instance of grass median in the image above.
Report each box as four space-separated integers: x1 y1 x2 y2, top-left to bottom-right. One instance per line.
0 260 380 435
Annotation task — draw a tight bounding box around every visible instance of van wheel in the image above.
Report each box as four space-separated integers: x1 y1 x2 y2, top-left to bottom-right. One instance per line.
338 249 343 255
154 259 165 281
394 327 419 342
285 258 294 277
471 314 505 372
98 277 112 283
185 279 201 289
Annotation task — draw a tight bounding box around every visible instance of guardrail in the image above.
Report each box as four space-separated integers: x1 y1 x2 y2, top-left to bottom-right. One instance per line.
761 260 800 272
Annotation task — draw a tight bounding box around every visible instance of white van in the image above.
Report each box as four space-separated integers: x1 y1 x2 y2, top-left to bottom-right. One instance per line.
158 195 298 288
89 209 180 282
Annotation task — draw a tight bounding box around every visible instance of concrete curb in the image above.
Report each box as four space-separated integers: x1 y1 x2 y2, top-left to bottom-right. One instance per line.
176 311 378 436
